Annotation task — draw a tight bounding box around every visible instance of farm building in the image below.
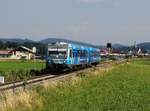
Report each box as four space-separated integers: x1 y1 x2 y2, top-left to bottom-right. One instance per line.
0 50 12 59
0 46 35 60
11 46 35 60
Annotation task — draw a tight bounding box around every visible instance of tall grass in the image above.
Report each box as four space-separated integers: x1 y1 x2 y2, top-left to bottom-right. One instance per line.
0 90 42 111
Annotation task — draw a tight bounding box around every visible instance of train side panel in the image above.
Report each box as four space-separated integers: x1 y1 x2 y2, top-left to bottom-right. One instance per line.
69 44 88 66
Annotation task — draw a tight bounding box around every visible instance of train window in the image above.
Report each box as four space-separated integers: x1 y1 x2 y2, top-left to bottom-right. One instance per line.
78 50 80 57
73 52 75 57
80 50 83 57
80 50 87 57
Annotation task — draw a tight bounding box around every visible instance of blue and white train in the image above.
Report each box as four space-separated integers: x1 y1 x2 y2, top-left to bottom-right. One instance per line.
46 42 100 71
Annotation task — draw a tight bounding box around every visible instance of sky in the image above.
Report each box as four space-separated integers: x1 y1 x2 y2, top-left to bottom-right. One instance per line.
0 0 150 45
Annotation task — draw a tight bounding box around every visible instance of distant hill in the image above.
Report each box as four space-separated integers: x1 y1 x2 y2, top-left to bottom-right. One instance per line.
40 38 68 44
137 42 150 50
0 38 33 44
0 37 150 52
137 42 150 53
96 44 128 50
95 45 105 49
40 38 98 48
112 44 128 51
112 44 127 48
37 39 150 52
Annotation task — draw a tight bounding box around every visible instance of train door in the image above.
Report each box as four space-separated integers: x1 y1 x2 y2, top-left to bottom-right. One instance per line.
69 48 73 64
88 48 92 63
78 50 81 65
73 50 78 64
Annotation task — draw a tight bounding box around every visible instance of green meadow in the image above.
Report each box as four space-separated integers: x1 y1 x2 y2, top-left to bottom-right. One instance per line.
1 58 150 111
0 61 45 81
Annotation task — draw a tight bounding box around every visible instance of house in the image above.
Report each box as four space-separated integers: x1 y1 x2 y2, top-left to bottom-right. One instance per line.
0 50 12 59
0 46 35 60
11 46 35 60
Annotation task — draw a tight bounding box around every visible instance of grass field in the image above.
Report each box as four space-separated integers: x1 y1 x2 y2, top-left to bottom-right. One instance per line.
0 61 45 81
1 59 150 111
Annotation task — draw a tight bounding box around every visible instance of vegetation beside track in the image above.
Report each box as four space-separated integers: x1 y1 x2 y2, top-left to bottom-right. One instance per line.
1 59 150 111
0 61 45 82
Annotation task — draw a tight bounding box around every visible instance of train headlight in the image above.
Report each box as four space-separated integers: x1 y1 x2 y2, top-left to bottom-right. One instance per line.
48 60 52 63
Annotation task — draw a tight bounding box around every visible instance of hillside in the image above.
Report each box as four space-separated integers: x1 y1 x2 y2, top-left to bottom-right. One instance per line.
0 38 150 52
40 38 98 47
137 42 150 52
0 38 33 44
112 44 128 51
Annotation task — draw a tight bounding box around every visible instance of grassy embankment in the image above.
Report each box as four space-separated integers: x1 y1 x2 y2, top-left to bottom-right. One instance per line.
1 59 150 111
0 61 45 82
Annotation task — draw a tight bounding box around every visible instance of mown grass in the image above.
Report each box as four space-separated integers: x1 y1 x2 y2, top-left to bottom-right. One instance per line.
0 61 45 81
1 59 150 111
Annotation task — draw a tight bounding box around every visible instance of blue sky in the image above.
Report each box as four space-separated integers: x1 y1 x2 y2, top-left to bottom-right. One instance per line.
0 0 150 45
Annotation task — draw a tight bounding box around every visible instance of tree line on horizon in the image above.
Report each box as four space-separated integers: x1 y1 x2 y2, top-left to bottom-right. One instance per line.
0 40 150 56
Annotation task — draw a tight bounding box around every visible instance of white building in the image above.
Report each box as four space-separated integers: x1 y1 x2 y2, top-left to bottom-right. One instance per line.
0 46 35 60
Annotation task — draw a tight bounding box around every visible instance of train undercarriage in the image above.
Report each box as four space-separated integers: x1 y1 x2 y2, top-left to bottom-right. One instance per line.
46 62 99 73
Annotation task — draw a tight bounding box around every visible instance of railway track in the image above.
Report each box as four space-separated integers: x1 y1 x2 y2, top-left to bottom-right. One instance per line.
0 60 126 91
0 72 82 91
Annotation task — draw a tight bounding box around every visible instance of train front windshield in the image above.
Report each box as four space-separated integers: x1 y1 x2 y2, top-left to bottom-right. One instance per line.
48 43 68 59
48 51 67 59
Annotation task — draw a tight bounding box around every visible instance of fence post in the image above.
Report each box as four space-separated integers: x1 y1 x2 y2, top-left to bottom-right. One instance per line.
0 76 4 84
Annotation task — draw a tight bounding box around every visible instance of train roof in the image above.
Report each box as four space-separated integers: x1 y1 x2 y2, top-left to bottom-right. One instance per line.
48 40 99 49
